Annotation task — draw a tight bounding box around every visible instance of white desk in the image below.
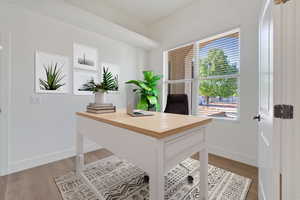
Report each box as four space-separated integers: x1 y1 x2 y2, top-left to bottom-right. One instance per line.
76 110 212 200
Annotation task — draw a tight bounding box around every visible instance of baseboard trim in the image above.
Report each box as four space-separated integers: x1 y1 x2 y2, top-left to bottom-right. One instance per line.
5 144 256 175
0 168 7 176
6 144 101 175
208 145 257 167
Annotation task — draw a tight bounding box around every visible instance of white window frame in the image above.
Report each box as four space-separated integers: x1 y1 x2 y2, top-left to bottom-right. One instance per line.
163 28 241 121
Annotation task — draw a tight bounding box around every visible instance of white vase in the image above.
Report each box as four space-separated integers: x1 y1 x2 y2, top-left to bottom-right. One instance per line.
95 92 106 104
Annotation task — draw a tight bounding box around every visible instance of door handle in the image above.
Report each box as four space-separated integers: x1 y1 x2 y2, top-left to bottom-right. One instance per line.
253 114 261 122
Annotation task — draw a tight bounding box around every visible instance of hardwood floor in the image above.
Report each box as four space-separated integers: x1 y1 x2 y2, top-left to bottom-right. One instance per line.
0 149 258 200
0 174 7 200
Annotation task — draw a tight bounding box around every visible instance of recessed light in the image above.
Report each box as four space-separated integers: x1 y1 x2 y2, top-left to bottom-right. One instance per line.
0 46 3 50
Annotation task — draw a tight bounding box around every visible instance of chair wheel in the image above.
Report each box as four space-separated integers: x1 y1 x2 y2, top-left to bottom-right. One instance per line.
144 175 149 183
187 175 194 184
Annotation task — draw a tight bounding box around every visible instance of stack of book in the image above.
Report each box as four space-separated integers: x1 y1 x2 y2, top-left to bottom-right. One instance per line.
86 103 116 114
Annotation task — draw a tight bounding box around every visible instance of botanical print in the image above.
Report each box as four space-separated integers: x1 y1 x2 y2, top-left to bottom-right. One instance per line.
73 70 98 95
35 51 69 93
79 67 119 93
100 62 120 84
73 43 98 71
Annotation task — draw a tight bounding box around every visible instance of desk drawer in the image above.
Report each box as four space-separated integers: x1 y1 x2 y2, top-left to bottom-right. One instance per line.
164 128 204 162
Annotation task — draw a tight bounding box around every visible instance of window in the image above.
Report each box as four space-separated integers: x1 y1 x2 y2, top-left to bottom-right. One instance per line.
164 29 240 120
164 44 194 113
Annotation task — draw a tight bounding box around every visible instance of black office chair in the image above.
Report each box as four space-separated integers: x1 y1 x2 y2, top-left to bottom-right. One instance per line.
164 94 194 184
164 94 189 115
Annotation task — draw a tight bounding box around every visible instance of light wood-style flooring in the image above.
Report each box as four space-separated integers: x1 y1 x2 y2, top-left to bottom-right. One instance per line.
0 149 258 200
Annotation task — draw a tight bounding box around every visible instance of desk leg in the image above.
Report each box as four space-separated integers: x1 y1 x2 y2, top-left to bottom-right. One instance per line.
149 172 164 200
199 131 208 200
149 143 165 200
76 132 84 175
75 131 103 199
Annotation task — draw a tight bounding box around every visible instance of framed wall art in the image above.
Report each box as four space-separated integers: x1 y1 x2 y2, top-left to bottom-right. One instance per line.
35 51 70 94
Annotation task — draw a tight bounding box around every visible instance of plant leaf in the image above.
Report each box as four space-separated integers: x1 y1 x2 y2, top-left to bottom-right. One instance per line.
126 80 151 91
143 71 154 82
146 96 157 106
99 67 119 92
155 103 161 111
126 71 162 111
151 88 159 96
39 63 65 90
137 96 148 110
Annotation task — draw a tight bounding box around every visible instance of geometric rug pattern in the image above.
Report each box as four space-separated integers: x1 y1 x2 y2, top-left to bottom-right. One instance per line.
54 156 251 200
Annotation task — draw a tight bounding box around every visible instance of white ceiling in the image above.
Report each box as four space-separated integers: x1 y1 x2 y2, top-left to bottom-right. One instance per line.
98 0 196 25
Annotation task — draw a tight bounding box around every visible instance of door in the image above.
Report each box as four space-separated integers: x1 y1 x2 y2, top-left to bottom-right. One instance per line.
0 32 10 176
280 0 299 199
295 2 300 199
0 33 4 175
257 1 281 200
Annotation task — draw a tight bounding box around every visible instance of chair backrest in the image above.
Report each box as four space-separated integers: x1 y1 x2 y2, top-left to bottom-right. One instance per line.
164 94 189 115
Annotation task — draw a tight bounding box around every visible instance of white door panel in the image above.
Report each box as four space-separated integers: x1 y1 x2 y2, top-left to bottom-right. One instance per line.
260 20 271 113
0 33 4 175
296 1 300 198
258 1 277 200
0 32 6 176
0 32 10 176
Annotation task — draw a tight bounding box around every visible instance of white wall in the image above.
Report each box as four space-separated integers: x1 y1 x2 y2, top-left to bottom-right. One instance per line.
0 4 148 174
65 0 149 37
148 0 261 166
2 0 158 50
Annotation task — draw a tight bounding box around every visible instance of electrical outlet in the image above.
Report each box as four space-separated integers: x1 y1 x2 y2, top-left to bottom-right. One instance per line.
30 95 41 104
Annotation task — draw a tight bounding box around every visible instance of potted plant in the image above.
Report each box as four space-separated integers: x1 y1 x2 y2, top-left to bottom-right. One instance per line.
126 71 162 111
80 67 118 104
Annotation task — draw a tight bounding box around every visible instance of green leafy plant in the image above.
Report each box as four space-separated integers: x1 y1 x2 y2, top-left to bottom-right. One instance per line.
126 71 162 111
39 63 66 90
80 67 119 93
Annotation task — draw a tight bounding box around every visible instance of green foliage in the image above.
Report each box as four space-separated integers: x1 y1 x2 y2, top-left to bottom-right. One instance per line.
39 63 66 90
80 67 118 93
79 79 98 92
126 71 162 111
215 78 238 98
199 49 238 102
199 80 217 99
101 67 119 92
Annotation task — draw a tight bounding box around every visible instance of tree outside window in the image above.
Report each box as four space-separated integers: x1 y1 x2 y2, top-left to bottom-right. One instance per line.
198 31 240 119
199 48 238 104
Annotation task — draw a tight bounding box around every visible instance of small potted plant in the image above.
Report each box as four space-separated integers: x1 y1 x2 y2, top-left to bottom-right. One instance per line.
80 67 118 104
126 71 162 111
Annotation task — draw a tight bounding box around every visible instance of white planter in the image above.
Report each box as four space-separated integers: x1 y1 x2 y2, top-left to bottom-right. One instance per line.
95 92 106 104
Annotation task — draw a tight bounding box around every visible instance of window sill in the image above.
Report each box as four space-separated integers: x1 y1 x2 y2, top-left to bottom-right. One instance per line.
198 115 240 123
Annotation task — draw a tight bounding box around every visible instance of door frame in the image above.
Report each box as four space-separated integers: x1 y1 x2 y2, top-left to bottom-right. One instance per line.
0 31 11 176
279 0 298 199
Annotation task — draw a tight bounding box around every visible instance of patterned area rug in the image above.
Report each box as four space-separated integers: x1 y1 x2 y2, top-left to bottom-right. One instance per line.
54 156 251 200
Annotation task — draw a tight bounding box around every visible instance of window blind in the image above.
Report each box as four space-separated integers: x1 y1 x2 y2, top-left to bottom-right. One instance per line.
198 32 240 79
168 44 194 81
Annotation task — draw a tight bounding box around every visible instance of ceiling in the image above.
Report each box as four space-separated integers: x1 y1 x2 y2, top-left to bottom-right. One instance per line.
98 0 196 25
